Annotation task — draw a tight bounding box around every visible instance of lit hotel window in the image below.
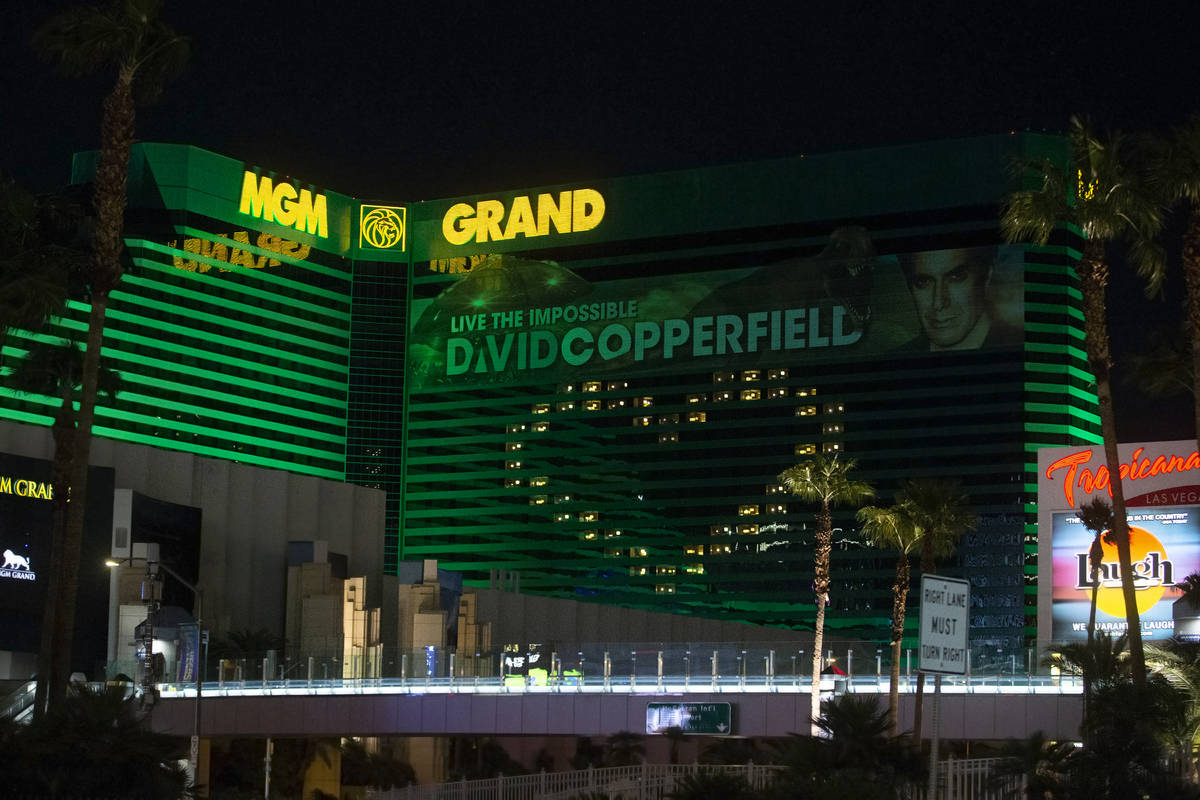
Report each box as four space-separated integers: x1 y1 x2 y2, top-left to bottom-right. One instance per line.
738 524 759 535
714 390 732 402
767 387 788 399
608 399 628 410
767 504 787 514
658 413 679 424
635 396 653 408
712 544 732 554
741 370 761 382
632 547 648 557
584 399 601 411
580 530 598 541
822 442 843 453
560 383 576 393
505 442 523 451
507 423 527 434
504 478 523 487
656 565 676 575
531 476 549 487
604 547 622 558
505 460 522 470
579 511 599 522
557 401 575 412
655 584 676 594
687 411 707 423
796 387 817 397
633 416 652 427
687 393 706 404
796 406 817 417
553 494 572 503
529 495 547 506
532 421 550 432
824 402 845 414
712 371 734 383
823 422 843 434
795 444 817 455
710 524 732 536
532 404 550 414
768 368 788 380
684 544 705 556
658 432 679 443
738 504 759 516
630 566 648 576
740 389 761 401
684 564 705 575
605 529 623 539
583 381 601 393
765 483 786 495
607 380 628 390
554 513 572 522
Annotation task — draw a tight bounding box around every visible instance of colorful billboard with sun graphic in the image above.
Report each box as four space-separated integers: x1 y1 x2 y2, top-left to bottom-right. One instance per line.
1038 440 1200 646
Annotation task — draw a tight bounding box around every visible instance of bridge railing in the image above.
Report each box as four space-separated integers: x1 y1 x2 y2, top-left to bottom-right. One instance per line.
144 638 1049 693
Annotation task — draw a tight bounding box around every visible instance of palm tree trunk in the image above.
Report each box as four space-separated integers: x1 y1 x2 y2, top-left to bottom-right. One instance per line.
32 384 79 720
1077 245 1145 687
43 65 134 713
1183 203 1200 451
889 553 910 738
912 543 934 745
811 502 832 736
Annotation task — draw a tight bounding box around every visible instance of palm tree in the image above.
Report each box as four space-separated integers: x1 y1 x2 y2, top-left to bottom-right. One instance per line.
779 453 874 735
1147 115 1200 451
895 478 974 742
605 730 646 766
990 730 1076 800
857 501 923 737
1001 116 1162 687
32 0 189 717
1076 497 1114 650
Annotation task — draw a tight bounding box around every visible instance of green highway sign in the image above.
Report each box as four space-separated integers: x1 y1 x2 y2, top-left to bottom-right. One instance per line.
646 702 733 736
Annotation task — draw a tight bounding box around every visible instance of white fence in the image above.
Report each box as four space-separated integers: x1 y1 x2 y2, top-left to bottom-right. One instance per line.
367 757 1020 800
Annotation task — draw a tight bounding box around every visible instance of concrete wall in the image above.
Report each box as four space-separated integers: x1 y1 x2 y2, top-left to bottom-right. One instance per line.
469 588 819 647
0 422 386 638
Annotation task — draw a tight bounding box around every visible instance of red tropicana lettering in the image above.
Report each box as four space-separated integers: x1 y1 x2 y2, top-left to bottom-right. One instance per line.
1046 447 1200 506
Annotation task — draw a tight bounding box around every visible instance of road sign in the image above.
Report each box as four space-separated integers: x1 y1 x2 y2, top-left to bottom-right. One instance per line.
919 574 970 675
646 702 732 735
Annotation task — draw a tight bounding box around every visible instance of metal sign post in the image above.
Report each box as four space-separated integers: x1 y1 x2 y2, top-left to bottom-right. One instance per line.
918 574 970 800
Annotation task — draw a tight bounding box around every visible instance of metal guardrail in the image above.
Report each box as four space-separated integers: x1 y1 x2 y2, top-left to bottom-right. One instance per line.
363 758 1021 800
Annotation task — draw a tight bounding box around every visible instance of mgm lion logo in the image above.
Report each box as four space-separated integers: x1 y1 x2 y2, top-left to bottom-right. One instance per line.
360 205 406 250
2 549 30 570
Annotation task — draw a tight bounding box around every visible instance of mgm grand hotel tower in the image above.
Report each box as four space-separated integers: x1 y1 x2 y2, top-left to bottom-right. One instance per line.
14 134 1096 652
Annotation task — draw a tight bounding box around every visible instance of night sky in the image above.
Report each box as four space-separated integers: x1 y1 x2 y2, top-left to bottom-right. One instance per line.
3 1 1199 440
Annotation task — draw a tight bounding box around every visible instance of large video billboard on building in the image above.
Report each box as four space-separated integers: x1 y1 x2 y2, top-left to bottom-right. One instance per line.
408 242 1024 390
1038 440 1200 647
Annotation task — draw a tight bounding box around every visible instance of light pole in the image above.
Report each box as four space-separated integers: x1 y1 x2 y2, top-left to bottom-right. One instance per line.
107 542 204 790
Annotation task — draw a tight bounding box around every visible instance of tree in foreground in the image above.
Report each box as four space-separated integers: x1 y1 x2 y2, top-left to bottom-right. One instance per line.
0 682 188 799
857 500 923 737
32 0 189 717
768 694 921 800
779 454 874 734
990 730 1076 800
897 478 974 744
1147 115 1200 451
1001 115 1162 687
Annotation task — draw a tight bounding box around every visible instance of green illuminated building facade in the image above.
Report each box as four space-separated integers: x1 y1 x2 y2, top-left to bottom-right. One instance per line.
8 134 1097 650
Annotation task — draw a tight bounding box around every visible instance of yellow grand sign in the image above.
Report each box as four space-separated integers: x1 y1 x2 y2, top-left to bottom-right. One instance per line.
239 171 329 238
442 189 605 245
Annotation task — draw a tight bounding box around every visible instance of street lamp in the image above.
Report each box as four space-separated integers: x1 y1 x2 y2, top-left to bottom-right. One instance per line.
107 542 204 790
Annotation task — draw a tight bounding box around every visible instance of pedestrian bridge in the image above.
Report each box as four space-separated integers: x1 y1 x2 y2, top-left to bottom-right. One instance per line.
149 673 1083 741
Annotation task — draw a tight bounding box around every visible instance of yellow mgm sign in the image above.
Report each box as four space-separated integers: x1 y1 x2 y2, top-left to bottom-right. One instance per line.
359 204 407 252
